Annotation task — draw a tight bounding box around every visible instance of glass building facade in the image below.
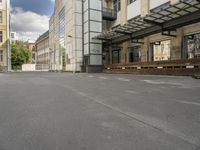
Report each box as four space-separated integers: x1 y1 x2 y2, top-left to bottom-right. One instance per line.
59 8 66 70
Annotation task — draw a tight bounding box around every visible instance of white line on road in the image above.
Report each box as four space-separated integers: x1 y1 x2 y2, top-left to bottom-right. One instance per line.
176 100 200 106
116 78 131 82
88 75 94 78
125 90 138 94
99 76 108 80
141 80 183 86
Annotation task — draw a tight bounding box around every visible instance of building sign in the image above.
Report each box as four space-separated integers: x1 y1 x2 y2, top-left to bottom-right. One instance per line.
154 40 171 61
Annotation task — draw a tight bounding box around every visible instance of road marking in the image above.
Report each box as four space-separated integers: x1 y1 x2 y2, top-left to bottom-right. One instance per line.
116 78 131 82
125 90 138 94
142 80 183 86
176 100 200 106
99 76 108 80
58 83 200 148
88 75 94 78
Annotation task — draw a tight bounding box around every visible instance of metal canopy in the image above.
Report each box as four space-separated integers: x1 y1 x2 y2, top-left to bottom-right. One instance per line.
94 0 200 41
144 0 200 24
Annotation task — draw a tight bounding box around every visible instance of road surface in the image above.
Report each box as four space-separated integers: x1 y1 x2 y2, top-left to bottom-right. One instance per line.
0 72 200 150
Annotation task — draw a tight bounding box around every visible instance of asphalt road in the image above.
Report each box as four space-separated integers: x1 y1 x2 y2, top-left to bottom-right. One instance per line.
0 72 200 150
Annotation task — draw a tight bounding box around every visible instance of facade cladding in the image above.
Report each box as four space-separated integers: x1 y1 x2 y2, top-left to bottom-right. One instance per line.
35 31 50 65
49 0 200 73
0 0 10 72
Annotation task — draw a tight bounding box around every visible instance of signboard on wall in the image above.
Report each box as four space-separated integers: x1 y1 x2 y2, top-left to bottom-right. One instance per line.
154 40 171 61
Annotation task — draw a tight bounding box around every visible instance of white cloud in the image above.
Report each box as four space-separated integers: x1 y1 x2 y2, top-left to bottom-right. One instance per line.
11 7 50 42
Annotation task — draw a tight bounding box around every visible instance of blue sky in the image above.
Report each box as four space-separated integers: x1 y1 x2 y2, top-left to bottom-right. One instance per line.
10 0 55 41
11 0 54 16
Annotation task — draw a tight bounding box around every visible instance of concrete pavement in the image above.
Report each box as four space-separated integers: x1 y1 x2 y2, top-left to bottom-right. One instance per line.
0 72 200 150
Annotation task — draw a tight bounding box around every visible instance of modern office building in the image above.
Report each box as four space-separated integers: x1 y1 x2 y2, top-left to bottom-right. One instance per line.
97 0 200 75
50 0 102 72
35 31 50 66
50 0 200 74
0 0 10 71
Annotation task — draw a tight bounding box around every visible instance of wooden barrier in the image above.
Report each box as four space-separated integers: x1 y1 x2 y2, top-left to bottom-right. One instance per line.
104 59 200 76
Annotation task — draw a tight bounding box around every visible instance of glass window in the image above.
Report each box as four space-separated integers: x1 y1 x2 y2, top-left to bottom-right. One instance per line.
0 12 2 24
59 8 65 39
90 55 102 65
153 40 171 61
0 31 2 43
90 21 102 32
112 49 120 64
90 10 101 21
0 50 3 62
113 0 121 12
184 33 200 59
11 33 14 38
90 43 102 54
90 0 101 10
129 46 140 63
128 0 136 5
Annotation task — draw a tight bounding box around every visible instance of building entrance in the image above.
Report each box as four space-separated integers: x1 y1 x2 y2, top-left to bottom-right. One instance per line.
128 46 140 63
112 49 121 64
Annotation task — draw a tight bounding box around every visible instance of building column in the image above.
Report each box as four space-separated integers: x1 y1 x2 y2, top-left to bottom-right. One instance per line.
121 42 129 64
109 46 112 64
141 37 149 62
141 0 149 17
171 28 183 60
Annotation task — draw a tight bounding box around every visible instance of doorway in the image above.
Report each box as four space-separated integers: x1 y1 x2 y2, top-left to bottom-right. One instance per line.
112 49 121 64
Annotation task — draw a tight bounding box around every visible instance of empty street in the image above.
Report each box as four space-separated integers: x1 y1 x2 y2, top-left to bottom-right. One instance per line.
0 72 200 150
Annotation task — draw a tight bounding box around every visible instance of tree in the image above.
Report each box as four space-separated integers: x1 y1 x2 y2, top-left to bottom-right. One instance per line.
11 41 32 70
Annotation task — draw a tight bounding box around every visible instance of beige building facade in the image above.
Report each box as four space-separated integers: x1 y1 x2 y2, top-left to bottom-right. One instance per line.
49 0 200 74
0 0 10 71
96 0 200 74
35 31 50 66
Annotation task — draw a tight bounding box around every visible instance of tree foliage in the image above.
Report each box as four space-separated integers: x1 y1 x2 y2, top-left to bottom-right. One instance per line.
11 41 31 70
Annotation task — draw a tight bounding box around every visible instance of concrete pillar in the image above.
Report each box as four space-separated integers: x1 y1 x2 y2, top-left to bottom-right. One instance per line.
141 37 149 62
109 46 112 64
121 42 129 64
171 28 183 60
141 0 149 17
120 0 127 25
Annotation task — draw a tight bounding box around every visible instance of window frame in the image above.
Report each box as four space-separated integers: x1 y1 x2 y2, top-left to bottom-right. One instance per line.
0 50 3 63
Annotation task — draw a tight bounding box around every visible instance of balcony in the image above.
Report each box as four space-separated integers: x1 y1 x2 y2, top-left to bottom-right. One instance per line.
102 7 117 21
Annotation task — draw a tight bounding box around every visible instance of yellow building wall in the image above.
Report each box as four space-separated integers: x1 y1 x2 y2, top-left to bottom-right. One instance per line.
0 7 8 67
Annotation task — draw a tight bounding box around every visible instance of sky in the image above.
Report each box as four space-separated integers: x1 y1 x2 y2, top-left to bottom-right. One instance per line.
10 0 55 42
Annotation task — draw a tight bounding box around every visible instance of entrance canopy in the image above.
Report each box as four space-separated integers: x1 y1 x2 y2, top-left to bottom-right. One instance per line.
95 0 200 42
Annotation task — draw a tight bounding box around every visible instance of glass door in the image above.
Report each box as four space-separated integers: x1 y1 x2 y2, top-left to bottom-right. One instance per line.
112 49 121 64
